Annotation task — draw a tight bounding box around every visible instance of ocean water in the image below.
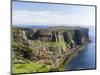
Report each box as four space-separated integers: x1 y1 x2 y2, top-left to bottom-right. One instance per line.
64 26 96 70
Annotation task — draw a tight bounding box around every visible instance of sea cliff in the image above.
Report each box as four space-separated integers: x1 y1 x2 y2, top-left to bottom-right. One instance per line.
12 26 90 73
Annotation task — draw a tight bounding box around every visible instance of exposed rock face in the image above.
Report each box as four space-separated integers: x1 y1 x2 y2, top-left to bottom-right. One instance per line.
35 30 53 41
12 28 29 46
22 27 89 47
63 31 76 48
76 29 89 44
13 27 88 43
12 26 89 51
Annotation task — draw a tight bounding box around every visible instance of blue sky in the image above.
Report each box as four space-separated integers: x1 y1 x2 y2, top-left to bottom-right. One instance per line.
12 1 95 26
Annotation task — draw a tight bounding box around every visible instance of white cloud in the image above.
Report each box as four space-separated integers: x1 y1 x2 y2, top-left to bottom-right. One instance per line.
12 10 95 26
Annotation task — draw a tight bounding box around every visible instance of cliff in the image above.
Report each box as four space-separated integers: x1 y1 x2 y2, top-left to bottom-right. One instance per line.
12 26 90 72
24 26 89 46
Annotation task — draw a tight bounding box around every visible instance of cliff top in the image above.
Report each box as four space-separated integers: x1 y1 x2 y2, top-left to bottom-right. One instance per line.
12 25 89 31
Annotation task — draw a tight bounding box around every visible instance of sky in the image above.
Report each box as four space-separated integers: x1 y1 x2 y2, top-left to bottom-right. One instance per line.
12 1 95 26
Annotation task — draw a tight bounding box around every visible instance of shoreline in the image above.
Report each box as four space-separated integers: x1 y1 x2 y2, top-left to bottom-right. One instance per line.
55 44 88 71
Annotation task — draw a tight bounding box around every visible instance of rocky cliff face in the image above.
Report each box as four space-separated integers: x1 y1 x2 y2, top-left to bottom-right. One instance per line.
12 26 90 69
23 27 89 47
12 27 89 49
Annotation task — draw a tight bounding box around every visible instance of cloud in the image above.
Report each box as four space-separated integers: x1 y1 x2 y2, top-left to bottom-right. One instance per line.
12 10 95 26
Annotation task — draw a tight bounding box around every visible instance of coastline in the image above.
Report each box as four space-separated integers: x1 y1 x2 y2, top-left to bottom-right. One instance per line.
55 43 89 71
12 26 91 73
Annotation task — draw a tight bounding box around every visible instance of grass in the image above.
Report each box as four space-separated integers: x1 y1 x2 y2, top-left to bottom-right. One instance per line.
58 38 67 52
12 63 50 74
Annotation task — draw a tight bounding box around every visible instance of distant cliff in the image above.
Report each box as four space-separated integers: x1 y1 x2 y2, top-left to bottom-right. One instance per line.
22 26 89 47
